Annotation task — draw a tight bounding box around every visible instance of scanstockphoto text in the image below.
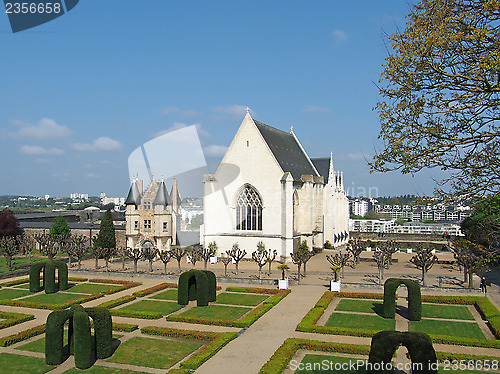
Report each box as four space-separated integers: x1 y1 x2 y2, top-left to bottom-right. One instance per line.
289 359 499 372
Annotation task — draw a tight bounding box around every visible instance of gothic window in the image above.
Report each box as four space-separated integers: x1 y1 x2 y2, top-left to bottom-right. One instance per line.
144 219 152 231
236 185 262 231
143 202 151 210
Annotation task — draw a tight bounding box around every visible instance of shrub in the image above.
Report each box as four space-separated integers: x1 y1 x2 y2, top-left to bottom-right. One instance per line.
110 309 163 319
98 295 136 309
112 323 138 332
383 278 421 321
85 307 113 358
178 270 209 306
0 311 34 329
132 282 177 297
0 324 46 347
0 278 29 287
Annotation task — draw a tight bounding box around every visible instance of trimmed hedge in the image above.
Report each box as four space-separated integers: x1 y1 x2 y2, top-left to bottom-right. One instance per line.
98 295 136 309
203 270 217 302
85 307 113 359
45 308 74 365
178 270 210 306
109 309 163 319
132 282 177 297
30 261 68 294
383 278 421 321
225 286 283 294
0 324 46 347
368 331 437 374
141 326 237 373
0 311 34 329
259 338 370 374
0 278 30 287
112 323 138 332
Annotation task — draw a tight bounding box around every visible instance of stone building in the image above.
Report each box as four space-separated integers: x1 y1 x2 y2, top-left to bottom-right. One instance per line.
202 111 349 260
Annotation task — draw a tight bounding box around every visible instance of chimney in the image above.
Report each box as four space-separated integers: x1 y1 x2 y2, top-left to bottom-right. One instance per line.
139 180 143 196
172 178 178 213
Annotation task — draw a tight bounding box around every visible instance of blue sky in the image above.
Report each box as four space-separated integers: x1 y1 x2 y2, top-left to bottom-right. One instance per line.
0 0 446 198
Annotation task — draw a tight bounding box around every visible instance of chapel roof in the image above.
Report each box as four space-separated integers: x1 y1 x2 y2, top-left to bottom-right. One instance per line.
311 157 331 184
253 120 318 181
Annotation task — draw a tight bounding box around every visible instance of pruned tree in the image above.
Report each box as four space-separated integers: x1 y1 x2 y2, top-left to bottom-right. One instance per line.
142 243 158 272
373 248 391 285
0 235 19 271
346 238 364 268
33 232 59 260
290 251 303 284
220 255 232 277
186 246 202 269
266 249 278 275
371 0 500 199
297 241 316 276
170 246 186 273
100 247 115 272
201 241 217 270
380 240 398 269
326 251 351 279
69 234 89 270
126 247 142 274
91 240 102 269
451 238 493 288
159 250 172 274
116 246 128 270
251 250 267 280
19 234 36 264
410 245 438 286
226 243 246 275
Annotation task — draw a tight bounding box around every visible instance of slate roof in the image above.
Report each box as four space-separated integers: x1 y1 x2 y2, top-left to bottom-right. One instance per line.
125 181 141 205
153 181 170 206
253 120 318 181
311 158 331 184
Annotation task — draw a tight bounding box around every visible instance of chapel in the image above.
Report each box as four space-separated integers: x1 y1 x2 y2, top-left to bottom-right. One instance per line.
202 111 349 260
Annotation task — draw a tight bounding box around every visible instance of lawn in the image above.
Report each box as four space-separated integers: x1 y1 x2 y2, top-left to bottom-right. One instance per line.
21 292 85 305
409 319 485 339
64 366 149 374
297 354 368 374
421 303 474 320
335 299 383 315
325 313 395 331
179 304 251 320
0 352 55 374
106 336 202 369
0 256 46 275
17 334 123 354
67 283 119 294
150 289 178 301
119 300 184 315
0 288 32 300
215 292 268 306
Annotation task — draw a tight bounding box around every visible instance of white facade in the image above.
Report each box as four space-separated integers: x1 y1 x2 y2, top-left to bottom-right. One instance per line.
351 198 369 217
203 113 349 260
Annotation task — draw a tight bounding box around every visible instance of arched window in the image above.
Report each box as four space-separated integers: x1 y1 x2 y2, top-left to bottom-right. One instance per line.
236 185 262 230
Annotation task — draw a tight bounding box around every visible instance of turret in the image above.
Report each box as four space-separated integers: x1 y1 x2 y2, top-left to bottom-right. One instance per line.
125 177 142 207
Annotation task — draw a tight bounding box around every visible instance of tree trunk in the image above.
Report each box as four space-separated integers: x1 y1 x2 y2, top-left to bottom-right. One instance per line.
95 257 98 269
422 269 427 287
378 267 383 284
204 260 208 270
235 262 239 275
134 260 138 273
341 266 345 278
224 264 228 277
268 262 272 275
149 260 153 272
463 268 468 283
105 259 109 272
78 259 81 270
303 262 307 276
6 256 12 271
177 260 181 273
468 272 474 289
68 255 72 268
297 264 301 284
164 263 167 274
122 255 125 270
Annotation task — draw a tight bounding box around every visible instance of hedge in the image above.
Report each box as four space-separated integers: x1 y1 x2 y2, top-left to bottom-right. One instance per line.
0 311 34 329
0 278 30 287
428 333 500 349
98 295 136 309
109 309 163 320
0 324 46 347
132 282 177 298
112 322 138 332
383 278 421 321
225 286 283 294
85 307 113 359
259 338 370 374
30 261 68 294
141 326 237 373
178 270 210 306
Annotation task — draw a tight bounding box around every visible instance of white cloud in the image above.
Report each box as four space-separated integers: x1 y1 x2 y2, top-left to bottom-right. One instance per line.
332 29 348 42
85 173 99 179
6 118 70 139
162 106 200 117
72 137 123 152
153 122 210 139
304 105 331 113
21 145 64 156
203 145 228 157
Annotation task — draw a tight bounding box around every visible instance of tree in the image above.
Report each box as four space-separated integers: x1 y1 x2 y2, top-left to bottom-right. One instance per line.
170 246 186 273
220 255 232 277
19 234 36 264
346 238 364 268
33 232 59 260
371 0 500 199
461 194 500 251
116 246 128 270
252 250 267 280
266 249 278 275
0 236 19 271
159 250 172 274
95 208 116 250
186 246 202 269
277 264 289 280
201 242 217 270
373 248 391 285
226 243 246 275
69 234 89 270
126 247 142 273
410 246 438 286
451 238 493 288
326 251 351 279
142 243 158 272
380 240 398 269
100 247 115 272
0 209 21 237
297 241 315 276
290 251 303 284
49 216 70 238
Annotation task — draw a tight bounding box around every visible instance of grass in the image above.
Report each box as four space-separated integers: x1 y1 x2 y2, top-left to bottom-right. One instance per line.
150 289 178 301
0 289 31 300
67 283 119 294
119 300 184 315
16 334 123 354
421 303 474 320
297 354 368 374
325 313 395 331
21 292 85 305
64 366 150 374
409 319 486 339
0 256 46 275
106 336 202 369
215 292 268 306
179 304 251 321
335 299 383 315
0 352 55 373
12 284 31 289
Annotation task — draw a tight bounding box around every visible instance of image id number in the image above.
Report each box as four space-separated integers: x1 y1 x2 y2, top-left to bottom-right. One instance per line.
5 2 62 14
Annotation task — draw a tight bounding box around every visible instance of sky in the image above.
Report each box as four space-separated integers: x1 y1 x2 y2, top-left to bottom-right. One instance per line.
0 0 448 199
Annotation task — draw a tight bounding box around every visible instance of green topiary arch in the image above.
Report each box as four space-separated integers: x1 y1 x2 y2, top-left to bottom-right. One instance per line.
383 278 422 321
178 269 216 307
30 260 68 294
45 304 113 370
368 331 437 374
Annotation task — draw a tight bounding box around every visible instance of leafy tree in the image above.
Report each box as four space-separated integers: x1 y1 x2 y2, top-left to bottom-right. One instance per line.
277 264 290 280
326 251 351 279
0 236 19 271
297 241 315 276
410 246 438 286
371 0 500 198
49 216 70 238
226 243 246 275
200 242 217 270
0 209 21 237
95 208 116 249
461 194 500 251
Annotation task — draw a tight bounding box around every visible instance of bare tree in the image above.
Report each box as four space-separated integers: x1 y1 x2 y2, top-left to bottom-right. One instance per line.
410 246 437 286
220 255 232 277
226 243 246 275
186 246 202 269
33 233 59 260
100 247 115 272
326 251 351 279
346 238 364 268
0 236 19 271
201 241 217 270
170 246 186 273
451 239 492 289
290 251 303 284
159 250 172 274
116 246 128 270
266 249 278 275
380 240 398 269
126 247 142 274
252 249 267 280
91 244 103 269
19 234 36 264
142 243 158 272
373 248 391 285
69 234 89 270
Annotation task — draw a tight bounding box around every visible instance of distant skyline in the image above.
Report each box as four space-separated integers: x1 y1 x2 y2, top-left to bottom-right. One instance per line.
0 1 448 198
